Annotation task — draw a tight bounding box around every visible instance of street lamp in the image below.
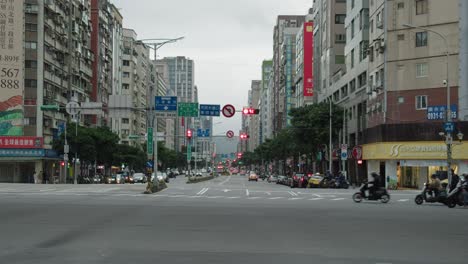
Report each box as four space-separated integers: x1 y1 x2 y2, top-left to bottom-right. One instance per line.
402 23 454 186
136 37 184 185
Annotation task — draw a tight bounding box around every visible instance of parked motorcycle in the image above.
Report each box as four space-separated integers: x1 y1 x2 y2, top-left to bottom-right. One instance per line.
353 183 390 203
334 176 350 189
446 179 468 208
414 182 448 205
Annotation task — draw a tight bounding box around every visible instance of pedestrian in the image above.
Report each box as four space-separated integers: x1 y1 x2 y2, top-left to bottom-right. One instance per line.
43 171 49 184
33 171 38 184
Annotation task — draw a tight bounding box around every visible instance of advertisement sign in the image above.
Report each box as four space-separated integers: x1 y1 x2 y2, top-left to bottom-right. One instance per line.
0 149 45 157
303 22 314 97
0 136 43 149
0 0 24 136
427 104 457 120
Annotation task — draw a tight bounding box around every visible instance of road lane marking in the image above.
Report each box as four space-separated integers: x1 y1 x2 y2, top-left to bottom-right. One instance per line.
197 188 209 195
248 197 262 200
246 189 250 196
219 176 232 185
226 197 240 199
309 198 324 201
206 196 222 199
332 198 346 201
398 199 409 202
289 191 298 197
269 197 284 200
288 198 303 200
39 188 56 192
265 192 271 195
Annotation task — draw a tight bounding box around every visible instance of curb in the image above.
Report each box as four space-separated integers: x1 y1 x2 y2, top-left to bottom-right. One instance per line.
187 176 214 184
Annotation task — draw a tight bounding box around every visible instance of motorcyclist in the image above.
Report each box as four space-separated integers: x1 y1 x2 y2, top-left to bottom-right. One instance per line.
335 171 346 186
361 172 380 198
428 174 441 197
450 169 460 192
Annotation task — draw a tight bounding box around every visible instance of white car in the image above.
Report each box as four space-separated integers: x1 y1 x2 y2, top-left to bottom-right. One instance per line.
152 172 169 183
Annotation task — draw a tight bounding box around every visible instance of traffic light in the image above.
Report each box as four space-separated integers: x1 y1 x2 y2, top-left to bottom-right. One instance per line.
40 104 60 112
242 107 260 115
237 152 243 159
60 161 65 167
186 129 193 140
240 133 250 139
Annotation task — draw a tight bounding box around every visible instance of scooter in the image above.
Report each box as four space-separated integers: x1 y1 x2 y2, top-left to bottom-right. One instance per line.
353 183 390 203
414 183 448 205
446 179 468 208
334 177 350 189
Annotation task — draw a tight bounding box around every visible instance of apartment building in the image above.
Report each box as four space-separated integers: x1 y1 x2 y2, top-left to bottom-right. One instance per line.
294 18 315 108
260 60 273 143
247 80 261 152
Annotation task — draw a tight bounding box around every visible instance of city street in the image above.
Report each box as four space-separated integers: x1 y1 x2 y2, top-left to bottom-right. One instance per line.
0 175 467 264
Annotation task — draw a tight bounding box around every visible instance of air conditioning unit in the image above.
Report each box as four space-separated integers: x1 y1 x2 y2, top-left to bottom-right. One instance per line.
376 19 383 29
44 119 51 127
378 39 385 53
366 86 373 95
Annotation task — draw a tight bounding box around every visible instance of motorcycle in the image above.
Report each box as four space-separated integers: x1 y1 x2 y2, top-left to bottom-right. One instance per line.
446 179 468 208
353 183 390 203
334 176 350 189
414 182 448 205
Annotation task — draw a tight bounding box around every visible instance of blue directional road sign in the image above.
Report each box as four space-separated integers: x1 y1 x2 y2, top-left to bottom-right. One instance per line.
197 128 211 137
146 161 154 168
444 122 455 133
199 104 220 116
155 96 178 111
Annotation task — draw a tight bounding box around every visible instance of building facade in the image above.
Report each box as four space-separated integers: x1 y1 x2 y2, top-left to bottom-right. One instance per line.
260 60 273 143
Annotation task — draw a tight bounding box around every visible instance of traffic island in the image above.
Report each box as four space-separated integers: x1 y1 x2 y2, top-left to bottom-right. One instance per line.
187 175 214 184
143 180 167 194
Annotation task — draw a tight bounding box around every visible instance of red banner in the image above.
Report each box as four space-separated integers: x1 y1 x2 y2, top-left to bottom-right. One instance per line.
303 22 314 97
0 136 43 149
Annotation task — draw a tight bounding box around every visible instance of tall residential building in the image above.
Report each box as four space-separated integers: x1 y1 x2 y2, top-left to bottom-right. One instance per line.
158 56 195 152
311 0 346 101
155 60 176 150
90 0 114 126
272 15 305 134
110 5 123 96
0 0 94 182
359 0 466 189
109 28 149 146
260 60 273 143
460 0 468 121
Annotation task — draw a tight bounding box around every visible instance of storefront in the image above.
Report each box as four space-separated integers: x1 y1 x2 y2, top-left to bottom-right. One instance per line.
363 141 468 189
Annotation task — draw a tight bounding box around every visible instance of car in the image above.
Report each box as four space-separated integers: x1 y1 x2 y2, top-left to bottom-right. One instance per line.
152 172 169 183
93 175 102 184
308 174 324 188
116 174 126 184
248 172 258 181
277 175 288 185
167 171 177 178
240 170 247 176
195 171 203 177
133 173 146 183
267 175 278 183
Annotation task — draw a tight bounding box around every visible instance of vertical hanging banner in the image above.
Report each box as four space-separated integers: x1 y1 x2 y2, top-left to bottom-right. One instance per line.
0 0 24 136
303 22 314 97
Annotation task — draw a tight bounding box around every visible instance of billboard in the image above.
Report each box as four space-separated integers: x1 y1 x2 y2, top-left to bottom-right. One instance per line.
303 22 314 97
0 136 43 149
285 35 293 127
0 0 24 136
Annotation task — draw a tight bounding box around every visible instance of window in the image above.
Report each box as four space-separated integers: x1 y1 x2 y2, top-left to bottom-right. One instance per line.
123 60 130 66
123 72 130 78
416 63 428 77
358 71 367 87
416 32 428 47
370 19 374 33
25 4 39 13
351 19 355 38
122 84 129 90
352 0 355 9
359 9 369 30
335 34 346 44
397 34 405 40
25 79 37 88
25 60 37 69
416 0 428 15
416 95 428 110
335 55 345 64
397 2 405 9
335 14 346 24
349 79 356 93
351 49 355 68
122 118 130 124
398 97 405 104
24 41 37 50
359 41 369 61
369 45 374 62
25 23 37 32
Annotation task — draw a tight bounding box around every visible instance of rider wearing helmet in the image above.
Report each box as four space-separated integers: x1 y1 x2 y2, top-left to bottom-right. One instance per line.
361 172 380 198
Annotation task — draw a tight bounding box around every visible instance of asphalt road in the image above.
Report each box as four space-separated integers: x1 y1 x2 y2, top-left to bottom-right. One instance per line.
0 175 467 264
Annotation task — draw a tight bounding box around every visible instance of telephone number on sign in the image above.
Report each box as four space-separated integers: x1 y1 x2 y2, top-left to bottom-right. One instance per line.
0 68 20 89
0 55 20 63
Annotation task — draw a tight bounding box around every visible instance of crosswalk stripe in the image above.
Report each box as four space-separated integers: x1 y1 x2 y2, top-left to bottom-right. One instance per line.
269 197 284 200
398 199 409 202
309 198 324 201
332 198 346 201
288 198 303 200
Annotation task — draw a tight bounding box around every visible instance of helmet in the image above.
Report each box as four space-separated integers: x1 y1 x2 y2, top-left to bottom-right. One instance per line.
371 172 379 178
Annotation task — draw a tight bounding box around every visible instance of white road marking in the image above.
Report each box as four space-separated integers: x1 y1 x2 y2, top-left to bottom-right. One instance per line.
98 187 120 193
246 189 250 196
197 188 209 195
332 198 346 201
206 196 222 199
219 176 232 185
248 197 262 200
289 191 298 197
309 198 324 201
265 192 271 195
269 197 284 200
288 198 303 200
398 199 409 202
223 189 231 193
187 196 201 198
39 188 56 192
226 197 240 199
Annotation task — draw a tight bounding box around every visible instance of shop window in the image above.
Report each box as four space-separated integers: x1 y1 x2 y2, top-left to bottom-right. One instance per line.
416 95 428 110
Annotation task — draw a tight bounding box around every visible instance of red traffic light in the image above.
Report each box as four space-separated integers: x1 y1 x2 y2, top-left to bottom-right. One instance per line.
240 133 250 139
357 160 363 165
60 161 65 167
237 152 243 158
186 129 192 139
242 108 260 115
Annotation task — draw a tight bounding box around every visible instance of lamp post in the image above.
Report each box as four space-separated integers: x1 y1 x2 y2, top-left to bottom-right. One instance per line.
136 37 184 185
402 24 454 187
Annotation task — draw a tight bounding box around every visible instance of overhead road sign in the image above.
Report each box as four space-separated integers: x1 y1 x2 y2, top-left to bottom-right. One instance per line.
200 104 220 116
66 101 80 115
80 102 103 115
197 128 211 137
155 112 177 118
222 104 236 118
155 96 178 111
178 102 199 117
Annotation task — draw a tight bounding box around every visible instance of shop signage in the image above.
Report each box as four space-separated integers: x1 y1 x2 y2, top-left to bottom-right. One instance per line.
0 136 43 149
0 149 45 157
363 142 467 160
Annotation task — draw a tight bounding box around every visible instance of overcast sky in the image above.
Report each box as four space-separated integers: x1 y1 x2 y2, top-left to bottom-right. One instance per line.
112 0 312 134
